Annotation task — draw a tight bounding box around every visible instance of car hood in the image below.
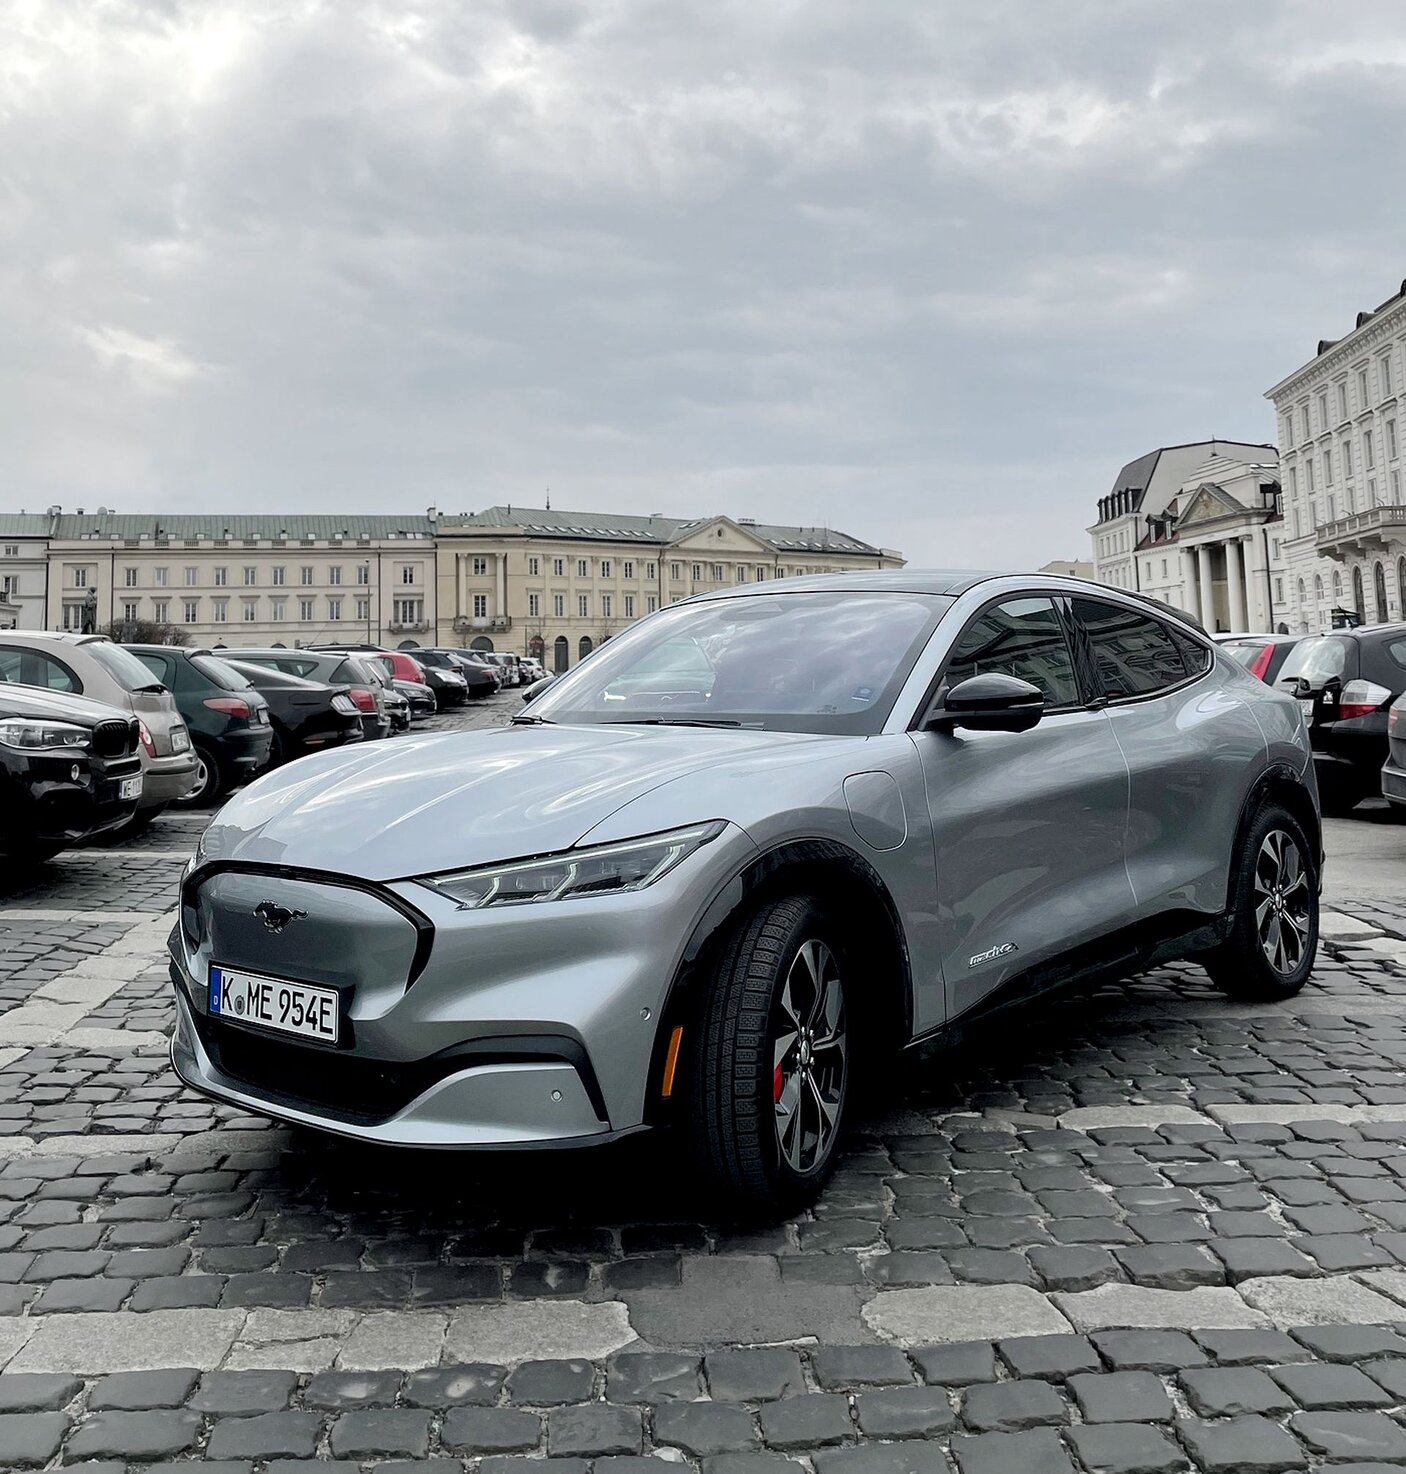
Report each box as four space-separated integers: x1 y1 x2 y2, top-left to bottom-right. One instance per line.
0 683 131 727
200 721 830 880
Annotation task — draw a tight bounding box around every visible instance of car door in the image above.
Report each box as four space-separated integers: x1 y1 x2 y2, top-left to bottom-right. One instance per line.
911 593 1134 1021
1069 596 1266 920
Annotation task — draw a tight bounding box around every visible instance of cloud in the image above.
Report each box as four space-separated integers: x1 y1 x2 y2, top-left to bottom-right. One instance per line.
2 0 1405 565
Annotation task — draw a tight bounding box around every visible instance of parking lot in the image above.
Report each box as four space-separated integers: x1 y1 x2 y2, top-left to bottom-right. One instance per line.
4 698 1406 1471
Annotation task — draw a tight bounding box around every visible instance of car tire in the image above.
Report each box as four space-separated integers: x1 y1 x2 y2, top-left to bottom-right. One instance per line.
174 746 224 808
1203 801 1318 1000
688 894 852 1215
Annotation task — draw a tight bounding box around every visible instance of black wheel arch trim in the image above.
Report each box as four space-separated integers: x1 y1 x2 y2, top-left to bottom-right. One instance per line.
1226 761 1323 913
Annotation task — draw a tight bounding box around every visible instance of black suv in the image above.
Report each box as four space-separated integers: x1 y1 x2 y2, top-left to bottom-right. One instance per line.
0 684 143 862
1276 623 1406 814
126 646 274 807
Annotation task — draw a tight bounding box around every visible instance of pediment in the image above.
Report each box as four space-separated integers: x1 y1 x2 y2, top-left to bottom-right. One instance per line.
668 516 773 555
1177 483 1246 527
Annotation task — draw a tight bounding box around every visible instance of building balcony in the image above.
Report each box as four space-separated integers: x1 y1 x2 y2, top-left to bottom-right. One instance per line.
387 620 429 633
453 614 512 632
1315 505 1406 559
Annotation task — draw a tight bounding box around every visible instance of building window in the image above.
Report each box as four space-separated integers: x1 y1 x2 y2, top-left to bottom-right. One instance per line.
1288 465 1297 495
185 566 198 586
152 566 167 588
529 557 540 577
736 567 748 582
1306 458 1315 491
646 562 656 580
624 594 635 618
300 566 314 585
213 599 228 623
528 593 541 617
577 559 588 578
72 566 90 588
61 602 83 630
356 597 369 621
670 562 681 580
271 600 285 622
182 599 198 624
473 557 488 577
1324 448 1333 485
1388 420 1399 460
400 565 415 585
241 566 255 586
553 558 565 577
394 598 420 624
1384 355 1395 396
299 599 314 621
329 566 342 586
623 560 633 579
122 600 139 623
328 598 342 621
552 594 565 618
646 594 658 613
1 545 15 557
712 563 723 580
213 566 227 586
601 560 612 578
1274 578 1284 603
153 599 169 623
0 575 16 599
242 601 257 622
123 567 138 587
1318 392 1329 428
602 594 613 618
473 594 487 618
1338 382 1349 420
1360 368 1370 407
578 594 589 617
1300 405 1310 440
356 564 370 585
272 566 285 586
1365 428 1376 469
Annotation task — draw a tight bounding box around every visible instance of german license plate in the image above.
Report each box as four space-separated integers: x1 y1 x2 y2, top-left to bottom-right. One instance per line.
119 776 142 800
209 964 339 1043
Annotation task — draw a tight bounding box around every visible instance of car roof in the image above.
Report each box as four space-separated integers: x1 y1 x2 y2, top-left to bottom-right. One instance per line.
0 630 114 646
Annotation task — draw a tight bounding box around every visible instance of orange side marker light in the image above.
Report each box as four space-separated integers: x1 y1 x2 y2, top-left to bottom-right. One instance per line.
660 1025 684 1098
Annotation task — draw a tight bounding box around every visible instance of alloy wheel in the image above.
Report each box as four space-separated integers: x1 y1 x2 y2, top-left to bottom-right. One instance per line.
1254 828 1311 975
771 939 848 1175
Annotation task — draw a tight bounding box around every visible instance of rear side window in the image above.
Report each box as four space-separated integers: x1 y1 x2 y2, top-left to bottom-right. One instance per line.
1072 598 1192 699
1387 639 1406 672
0 648 80 692
132 651 175 687
86 640 165 692
1279 636 1352 685
190 654 252 691
1222 642 1262 669
943 596 1080 708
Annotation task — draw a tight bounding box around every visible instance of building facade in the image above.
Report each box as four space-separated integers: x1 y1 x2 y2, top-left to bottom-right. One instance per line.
435 507 904 670
1038 558 1094 580
1266 278 1406 633
0 514 57 631
36 513 436 647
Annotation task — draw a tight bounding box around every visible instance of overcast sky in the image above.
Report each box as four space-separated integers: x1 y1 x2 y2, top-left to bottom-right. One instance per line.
5 1 1406 566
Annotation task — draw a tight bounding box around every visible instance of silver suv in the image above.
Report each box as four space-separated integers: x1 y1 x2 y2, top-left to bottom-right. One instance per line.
171 572 1320 1213
0 631 195 830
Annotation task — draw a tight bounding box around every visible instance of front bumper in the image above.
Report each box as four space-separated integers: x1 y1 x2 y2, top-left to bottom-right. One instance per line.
168 822 758 1147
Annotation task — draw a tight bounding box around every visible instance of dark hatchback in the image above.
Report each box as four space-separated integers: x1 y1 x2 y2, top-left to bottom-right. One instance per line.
0 684 143 862
1276 624 1406 814
221 659 364 766
233 650 393 742
125 647 274 808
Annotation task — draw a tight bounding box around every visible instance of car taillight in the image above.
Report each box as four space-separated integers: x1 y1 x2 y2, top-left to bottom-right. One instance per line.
203 697 251 719
137 720 156 757
331 693 358 715
1249 645 1273 681
1337 680 1393 721
348 687 376 712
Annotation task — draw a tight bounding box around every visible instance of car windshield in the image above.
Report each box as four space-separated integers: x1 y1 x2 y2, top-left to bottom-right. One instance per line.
526 592 951 734
87 640 168 692
1279 636 1350 685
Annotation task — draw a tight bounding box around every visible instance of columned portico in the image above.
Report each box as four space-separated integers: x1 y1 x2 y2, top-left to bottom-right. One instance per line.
1196 544 1215 630
1225 537 1246 632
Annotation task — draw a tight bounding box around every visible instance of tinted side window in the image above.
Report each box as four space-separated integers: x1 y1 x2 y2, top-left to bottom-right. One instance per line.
1387 638 1406 673
1169 627 1211 676
133 652 175 687
36 653 79 693
1072 599 1189 699
944 597 1079 708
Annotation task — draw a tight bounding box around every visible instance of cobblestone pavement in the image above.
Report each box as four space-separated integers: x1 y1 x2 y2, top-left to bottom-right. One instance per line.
4 694 1406 1468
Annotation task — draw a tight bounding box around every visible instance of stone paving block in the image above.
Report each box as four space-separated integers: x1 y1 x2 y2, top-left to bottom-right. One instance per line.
507 1358 595 1404
402 1363 504 1407
1175 1415 1307 1471
854 1386 955 1439
1291 1325 1406 1361
547 1403 643 1457
961 1378 1067 1432
1090 1331 1209 1372
446 1299 637 1364
1239 1273 1406 1326
949 1427 1075 1474
1053 1284 1267 1331
0 1372 80 1411
911 1342 1000 1386
1178 1366 1295 1417
654 1400 758 1456
0 1411 68 1468
606 1351 701 1402
1113 1244 1223 1290
190 1370 299 1415
811 1344 913 1389
814 1446 952 1474
1290 1410 1406 1461
304 1369 403 1408
863 1285 1072 1345
88 1368 200 1409
1067 1372 1173 1424
1027 1245 1121 1292
706 1349 805 1401
441 1407 542 1453
757 1393 854 1449
336 1310 446 1370
205 1411 323 1460
328 1408 433 1458
64 1408 201 1460
7 1307 243 1372
1270 1361 1396 1408
996 1334 1100 1380
707 1457 808 1474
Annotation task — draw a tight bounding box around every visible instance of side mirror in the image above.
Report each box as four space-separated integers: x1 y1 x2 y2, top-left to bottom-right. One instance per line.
521 675 553 704
925 673 1045 734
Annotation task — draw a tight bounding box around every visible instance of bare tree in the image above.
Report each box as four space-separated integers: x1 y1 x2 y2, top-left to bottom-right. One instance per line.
101 619 192 647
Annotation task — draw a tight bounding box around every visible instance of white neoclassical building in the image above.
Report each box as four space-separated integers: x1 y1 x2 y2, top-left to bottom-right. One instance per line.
1089 442 1289 630
1266 277 1406 632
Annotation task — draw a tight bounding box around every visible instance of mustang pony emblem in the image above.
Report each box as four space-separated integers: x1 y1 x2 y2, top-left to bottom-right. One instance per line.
254 900 307 934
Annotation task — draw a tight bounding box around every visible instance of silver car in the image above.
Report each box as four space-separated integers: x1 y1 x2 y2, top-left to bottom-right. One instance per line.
0 631 196 831
170 572 1320 1212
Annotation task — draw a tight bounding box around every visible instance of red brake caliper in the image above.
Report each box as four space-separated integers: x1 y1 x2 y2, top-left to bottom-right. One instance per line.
773 1063 784 1103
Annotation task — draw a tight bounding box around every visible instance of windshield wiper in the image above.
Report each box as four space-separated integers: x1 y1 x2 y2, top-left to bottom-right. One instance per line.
511 713 555 725
604 717 744 728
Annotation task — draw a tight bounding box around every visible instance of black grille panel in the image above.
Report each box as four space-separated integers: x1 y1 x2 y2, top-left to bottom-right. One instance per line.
93 718 139 758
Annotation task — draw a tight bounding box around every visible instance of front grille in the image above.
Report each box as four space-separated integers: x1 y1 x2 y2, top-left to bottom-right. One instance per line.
93 718 138 758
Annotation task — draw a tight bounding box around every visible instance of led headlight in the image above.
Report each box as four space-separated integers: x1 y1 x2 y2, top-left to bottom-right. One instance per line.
423 821 724 908
0 719 91 751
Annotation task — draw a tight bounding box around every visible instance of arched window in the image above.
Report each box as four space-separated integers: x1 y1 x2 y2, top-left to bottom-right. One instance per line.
470 636 494 651
1332 570 1342 600
553 635 569 673
578 636 594 661
1297 577 1306 605
1314 574 1324 603
1352 566 1365 619
1375 561 1388 621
